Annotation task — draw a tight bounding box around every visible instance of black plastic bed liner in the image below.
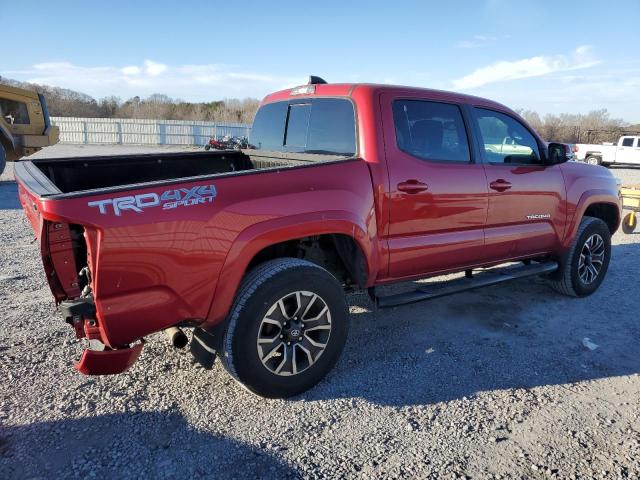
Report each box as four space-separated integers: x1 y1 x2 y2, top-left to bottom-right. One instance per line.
33 150 252 193
15 149 354 199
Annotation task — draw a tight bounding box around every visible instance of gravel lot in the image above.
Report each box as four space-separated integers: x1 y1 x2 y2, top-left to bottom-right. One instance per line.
1 145 639 479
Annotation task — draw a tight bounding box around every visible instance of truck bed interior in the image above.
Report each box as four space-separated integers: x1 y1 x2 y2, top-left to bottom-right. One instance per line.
30 150 345 194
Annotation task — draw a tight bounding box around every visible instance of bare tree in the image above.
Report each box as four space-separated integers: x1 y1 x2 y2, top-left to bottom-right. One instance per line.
0 77 260 123
517 108 629 143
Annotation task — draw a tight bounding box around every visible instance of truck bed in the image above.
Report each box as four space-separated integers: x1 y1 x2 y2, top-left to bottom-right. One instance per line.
14 148 371 348
16 149 347 197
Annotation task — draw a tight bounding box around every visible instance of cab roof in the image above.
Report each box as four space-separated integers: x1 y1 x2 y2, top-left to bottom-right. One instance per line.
263 82 512 114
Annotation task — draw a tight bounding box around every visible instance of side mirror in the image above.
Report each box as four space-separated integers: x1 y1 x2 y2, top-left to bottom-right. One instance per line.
546 142 571 165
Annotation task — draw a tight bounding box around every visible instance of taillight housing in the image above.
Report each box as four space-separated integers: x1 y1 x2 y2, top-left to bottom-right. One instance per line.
42 221 88 302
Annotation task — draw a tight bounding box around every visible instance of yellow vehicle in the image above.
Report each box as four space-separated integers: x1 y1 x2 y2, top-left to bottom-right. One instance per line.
620 184 640 234
0 83 59 174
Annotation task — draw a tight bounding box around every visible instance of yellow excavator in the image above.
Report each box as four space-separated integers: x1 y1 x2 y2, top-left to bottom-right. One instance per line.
0 83 59 175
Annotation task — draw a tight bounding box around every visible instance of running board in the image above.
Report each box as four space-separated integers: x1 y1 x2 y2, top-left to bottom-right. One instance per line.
375 261 558 308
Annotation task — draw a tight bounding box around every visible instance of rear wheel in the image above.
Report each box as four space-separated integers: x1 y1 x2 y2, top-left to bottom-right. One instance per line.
218 258 349 398
586 156 601 166
548 216 611 297
204 144 211 151
622 212 637 234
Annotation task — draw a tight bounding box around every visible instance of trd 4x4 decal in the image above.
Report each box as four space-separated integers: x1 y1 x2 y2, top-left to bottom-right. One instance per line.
88 185 217 216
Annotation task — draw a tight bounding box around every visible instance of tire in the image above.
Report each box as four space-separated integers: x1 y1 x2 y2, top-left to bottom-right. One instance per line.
585 156 601 166
218 258 349 398
0 144 5 176
204 144 211 151
622 212 637 234
548 216 611 297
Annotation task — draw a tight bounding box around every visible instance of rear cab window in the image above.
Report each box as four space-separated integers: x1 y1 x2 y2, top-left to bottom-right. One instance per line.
249 102 287 151
249 98 356 157
284 104 311 148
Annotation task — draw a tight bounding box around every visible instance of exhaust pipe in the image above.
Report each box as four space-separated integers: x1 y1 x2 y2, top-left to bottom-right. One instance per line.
165 326 188 349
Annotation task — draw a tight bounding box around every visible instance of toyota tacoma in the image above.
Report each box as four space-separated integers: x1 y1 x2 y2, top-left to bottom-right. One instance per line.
14 79 621 398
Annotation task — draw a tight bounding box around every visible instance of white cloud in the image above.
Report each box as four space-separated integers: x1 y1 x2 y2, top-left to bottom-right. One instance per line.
6 60 304 101
121 65 141 75
452 46 599 89
461 66 640 122
144 60 167 76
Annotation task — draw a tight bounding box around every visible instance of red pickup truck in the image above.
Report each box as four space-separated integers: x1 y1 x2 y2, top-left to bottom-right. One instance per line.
14 79 621 398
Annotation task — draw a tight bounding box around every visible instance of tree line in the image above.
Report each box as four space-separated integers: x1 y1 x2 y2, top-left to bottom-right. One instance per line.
517 108 638 144
1 77 260 124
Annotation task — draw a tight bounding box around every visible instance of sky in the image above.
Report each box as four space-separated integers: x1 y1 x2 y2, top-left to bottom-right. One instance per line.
2 0 639 122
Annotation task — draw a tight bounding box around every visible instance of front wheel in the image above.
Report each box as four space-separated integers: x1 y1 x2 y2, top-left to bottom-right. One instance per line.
218 258 349 398
548 216 611 297
204 144 211 151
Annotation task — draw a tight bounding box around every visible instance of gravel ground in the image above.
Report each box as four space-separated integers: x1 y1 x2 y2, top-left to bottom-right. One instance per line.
1 145 639 479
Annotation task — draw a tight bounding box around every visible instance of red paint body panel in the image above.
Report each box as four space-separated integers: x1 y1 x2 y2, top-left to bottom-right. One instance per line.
14 83 621 371
482 164 566 260
558 161 621 246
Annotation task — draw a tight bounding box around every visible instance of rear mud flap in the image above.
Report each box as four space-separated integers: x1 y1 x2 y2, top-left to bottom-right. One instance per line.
190 327 217 369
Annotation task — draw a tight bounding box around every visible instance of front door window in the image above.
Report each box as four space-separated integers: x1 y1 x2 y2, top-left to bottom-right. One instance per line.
475 108 541 165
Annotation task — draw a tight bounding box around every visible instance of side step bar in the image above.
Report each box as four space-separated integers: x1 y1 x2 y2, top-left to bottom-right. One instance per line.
375 261 558 308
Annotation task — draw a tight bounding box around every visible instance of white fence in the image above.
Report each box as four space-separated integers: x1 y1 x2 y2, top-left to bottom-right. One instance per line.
51 117 251 146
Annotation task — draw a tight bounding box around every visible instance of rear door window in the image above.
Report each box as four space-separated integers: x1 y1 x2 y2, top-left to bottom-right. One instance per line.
392 100 471 162
250 98 356 156
621 137 634 147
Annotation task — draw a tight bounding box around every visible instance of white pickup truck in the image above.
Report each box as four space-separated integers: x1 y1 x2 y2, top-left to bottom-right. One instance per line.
575 136 640 166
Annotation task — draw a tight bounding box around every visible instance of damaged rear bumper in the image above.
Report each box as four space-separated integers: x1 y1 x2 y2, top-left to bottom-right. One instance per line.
75 343 143 375
60 298 143 375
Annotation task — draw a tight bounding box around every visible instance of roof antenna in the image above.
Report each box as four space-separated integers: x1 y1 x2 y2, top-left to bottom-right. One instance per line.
307 75 328 85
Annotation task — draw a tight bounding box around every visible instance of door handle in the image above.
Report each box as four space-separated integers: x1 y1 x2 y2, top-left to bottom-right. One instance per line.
397 180 429 194
489 179 512 192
